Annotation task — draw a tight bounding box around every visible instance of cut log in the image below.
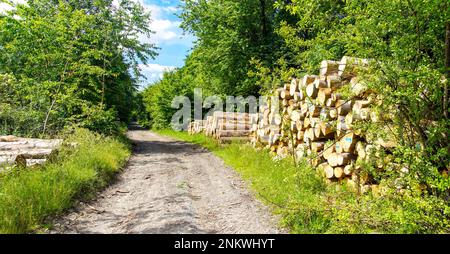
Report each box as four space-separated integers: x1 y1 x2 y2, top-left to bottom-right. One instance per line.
300 101 309 116
290 110 302 122
350 77 372 97
322 144 335 160
306 82 318 99
280 90 291 100
355 141 366 159
296 144 307 158
329 108 338 119
311 142 325 153
218 124 251 131
297 130 305 141
308 105 321 117
353 100 371 112
289 78 299 96
219 137 251 144
327 153 354 167
320 60 340 76
317 88 332 106
324 164 335 179
0 154 26 166
336 116 349 137
319 107 332 121
326 75 343 90
336 100 353 116
2 149 56 160
293 91 305 102
26 159 48 167
319 122 334 136
314 76 328 89
344 164 354 176
302 75 317 89
335 141 344 153
334 167 345 179
326 98 336 107
338 56 370 79
0 139 62 151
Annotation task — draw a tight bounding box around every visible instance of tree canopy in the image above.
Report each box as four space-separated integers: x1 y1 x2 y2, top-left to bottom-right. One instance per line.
0 0 157 136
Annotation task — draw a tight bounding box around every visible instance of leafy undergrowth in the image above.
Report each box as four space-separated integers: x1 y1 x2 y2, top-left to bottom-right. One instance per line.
157 129 450 234
0 128 131 233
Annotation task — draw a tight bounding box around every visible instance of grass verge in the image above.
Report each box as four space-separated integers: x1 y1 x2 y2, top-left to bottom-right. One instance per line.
0 128 130 233
156 129 450 234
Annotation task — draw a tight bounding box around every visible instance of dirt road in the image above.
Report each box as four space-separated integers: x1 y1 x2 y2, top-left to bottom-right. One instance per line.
52 128 282 234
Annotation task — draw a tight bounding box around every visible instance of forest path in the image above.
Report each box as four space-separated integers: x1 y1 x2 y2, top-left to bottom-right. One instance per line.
52 127 282 234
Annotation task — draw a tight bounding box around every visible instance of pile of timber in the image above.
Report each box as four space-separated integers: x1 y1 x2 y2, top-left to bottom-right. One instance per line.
0 135 62 168
191 111 257 143
188 120 206 134
251 56 395 193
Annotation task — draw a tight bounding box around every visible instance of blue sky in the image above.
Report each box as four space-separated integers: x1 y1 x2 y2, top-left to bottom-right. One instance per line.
139 0 195 87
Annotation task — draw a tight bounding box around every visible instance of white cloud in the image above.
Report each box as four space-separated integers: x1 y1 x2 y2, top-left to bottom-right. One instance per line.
139 63 176 86
143 3 186 45
0 3 14 14
0 0 28 14
148 19 180 43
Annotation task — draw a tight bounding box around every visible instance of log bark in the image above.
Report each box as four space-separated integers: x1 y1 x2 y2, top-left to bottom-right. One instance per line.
0 135 18 142
216 130 251 138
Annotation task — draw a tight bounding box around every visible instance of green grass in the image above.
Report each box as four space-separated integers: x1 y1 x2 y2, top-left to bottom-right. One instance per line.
156 129 450 234
0 128 130 233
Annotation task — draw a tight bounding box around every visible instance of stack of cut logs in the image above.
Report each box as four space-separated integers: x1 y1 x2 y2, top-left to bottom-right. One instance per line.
188 120 206 134
191 111 257 143
252 56 395 192
0 135 62 168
